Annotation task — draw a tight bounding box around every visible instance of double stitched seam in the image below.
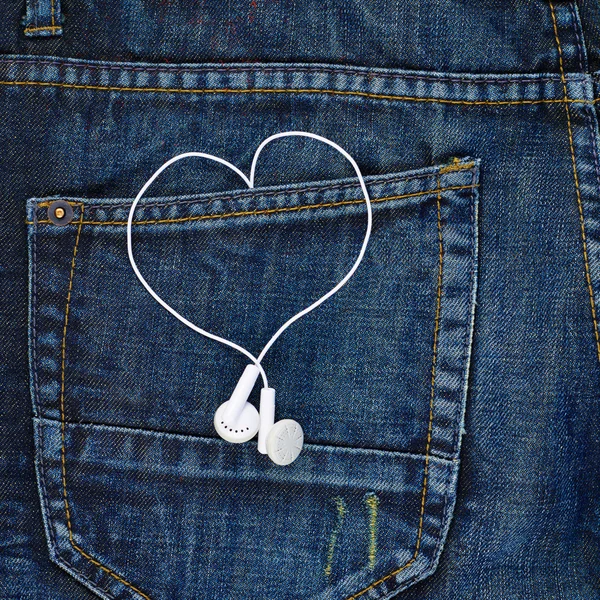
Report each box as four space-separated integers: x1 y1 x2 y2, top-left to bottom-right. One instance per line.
550 1 600 364
59 205 150 600
569 2 586 74
451 167 478 456
345 177 445 600
0 58 576 83
33 166 475 212
31 212 40 418
569 0 600 355
34 210 115 598
0 79 593 105
28 184 477 226
570 3 600 245
400 178 477 595
36 424 115 599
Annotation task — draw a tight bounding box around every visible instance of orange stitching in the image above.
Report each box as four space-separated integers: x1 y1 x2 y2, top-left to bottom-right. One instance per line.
418 177 444 551
32 166 464 212
24 25 62 32
27 184 478 226
0 79 592 105
550 1 600 364
25 0 59 33
59 204 151 600
345 178 444 600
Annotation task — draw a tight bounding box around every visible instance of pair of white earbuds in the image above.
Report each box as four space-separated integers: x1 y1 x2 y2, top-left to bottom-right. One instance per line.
214 364 303 465
127 131 372 466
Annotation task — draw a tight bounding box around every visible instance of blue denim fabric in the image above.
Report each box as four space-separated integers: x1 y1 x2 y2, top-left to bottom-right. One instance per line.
1 1 600 599
27 160 479 599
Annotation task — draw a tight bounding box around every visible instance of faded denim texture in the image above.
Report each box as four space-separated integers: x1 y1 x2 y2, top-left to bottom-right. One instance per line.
1 1 600 599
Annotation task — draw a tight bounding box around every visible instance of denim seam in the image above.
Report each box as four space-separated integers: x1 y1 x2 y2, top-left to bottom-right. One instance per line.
0 57 577 84
24 25 62 32
32 210 115 599
344 177 445 600
31 210 39 419
423 178 477 592
570 2 586 74
56 204 151 599
35 423 112 598
31 163 474 213
389 461 456 596
0 79 594 105
35 419 116 599
23 0 62 35
28 184 478 227
583 69 600 223
550 1 600 364
386 170 477 597
569 0 600 292
451 168 478 456
569 0 600 364
578 79 600 233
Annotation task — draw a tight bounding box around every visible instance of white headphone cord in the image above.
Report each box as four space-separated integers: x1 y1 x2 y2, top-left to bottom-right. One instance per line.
127 131 373 389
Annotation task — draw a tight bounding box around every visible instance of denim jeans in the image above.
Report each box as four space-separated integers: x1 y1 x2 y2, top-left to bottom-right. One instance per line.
1 1 599 599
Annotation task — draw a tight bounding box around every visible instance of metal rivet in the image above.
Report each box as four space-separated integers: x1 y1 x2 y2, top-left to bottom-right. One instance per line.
47 200 74 226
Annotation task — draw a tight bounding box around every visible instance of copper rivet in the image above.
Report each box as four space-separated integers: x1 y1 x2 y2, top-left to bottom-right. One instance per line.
48 200 74 226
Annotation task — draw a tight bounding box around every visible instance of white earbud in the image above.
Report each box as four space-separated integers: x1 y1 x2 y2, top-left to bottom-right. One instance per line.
214 364 304 465
258 387 304 466
213 364 261 444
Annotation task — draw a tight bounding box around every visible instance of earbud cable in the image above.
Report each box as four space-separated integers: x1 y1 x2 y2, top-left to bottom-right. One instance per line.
127 132 373 389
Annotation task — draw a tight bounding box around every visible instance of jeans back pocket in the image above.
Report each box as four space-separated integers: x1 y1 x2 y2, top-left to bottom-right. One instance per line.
29 159 479 599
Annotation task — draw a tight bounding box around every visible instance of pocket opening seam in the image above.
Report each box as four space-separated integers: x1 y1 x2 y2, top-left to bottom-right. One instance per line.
32 211 117 600
40 416 458 464
450 166 479 457
27 183 478 227
30 161 475 213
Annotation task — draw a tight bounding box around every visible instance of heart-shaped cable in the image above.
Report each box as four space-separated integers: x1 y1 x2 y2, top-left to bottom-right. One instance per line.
127 131 372 465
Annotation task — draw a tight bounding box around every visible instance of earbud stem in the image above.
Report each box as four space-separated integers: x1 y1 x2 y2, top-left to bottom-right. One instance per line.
258 387 276 454
223 364 260 423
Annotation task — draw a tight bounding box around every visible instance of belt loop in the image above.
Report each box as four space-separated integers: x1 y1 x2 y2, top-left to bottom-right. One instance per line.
22 0 63 37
